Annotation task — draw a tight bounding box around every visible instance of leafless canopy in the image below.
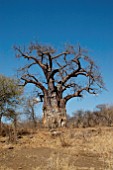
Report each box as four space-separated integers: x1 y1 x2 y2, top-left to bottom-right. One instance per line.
15 43 104 104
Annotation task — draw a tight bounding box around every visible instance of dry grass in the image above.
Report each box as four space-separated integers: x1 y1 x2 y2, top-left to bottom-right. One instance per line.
85 128 113 169
1 127 113 169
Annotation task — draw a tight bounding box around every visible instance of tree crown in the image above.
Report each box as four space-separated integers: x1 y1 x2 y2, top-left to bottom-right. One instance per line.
15 43 104 103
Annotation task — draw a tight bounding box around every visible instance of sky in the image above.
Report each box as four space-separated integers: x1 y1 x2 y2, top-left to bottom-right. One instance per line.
0 0 113 116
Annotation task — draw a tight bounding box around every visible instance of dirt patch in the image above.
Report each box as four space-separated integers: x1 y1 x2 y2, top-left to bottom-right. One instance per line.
0 147 103 170
0 147 53 170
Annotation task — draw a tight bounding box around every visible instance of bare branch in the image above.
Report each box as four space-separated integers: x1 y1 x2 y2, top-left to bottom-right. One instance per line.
47 53 52 70
61 69 87 86
52 51 69 60
49 62 70 79
61 83 78 92
15 46 46 70
64 86 97 103
18 62 37 72
21 74 46 92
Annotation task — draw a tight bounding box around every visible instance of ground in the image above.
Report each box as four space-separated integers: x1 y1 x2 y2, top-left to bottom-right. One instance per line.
0 127 113 170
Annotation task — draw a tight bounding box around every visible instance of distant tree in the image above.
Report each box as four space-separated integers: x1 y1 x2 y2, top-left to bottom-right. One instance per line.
0 74 23 134
24 96 39 129
15 43 104 127
96 104 107 111
96 104 113 126
72 110 84 127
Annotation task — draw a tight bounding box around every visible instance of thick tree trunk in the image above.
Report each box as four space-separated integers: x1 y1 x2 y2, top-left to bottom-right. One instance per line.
42 93 67 128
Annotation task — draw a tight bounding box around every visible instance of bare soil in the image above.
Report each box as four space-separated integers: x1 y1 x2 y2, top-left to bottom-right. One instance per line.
0 127 113 170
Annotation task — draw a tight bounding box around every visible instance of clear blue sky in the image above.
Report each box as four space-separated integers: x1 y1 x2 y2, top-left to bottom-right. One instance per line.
0 0 113 115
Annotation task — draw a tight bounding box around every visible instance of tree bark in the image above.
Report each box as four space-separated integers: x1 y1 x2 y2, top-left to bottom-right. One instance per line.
42 93 67 128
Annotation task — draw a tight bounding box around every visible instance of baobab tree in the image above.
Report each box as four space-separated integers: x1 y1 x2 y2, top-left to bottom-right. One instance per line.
15 43 104 127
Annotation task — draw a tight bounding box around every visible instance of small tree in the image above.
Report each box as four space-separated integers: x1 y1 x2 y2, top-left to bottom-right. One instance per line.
15 43 104 127
0 74 23 134
24 96 39 129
